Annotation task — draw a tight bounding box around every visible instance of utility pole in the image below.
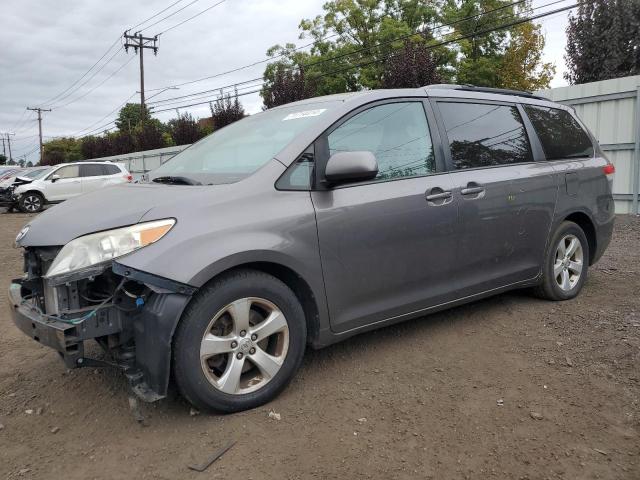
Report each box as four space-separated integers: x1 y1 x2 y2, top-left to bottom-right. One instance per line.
26 107 51 163
0 132 15 162
1 136 5 157
123 30 158 123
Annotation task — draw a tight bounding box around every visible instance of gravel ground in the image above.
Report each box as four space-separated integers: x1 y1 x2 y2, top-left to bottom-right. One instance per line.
0 211 638 480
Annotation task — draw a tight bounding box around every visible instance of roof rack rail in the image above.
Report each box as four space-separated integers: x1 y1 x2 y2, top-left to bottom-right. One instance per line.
424 84 548 101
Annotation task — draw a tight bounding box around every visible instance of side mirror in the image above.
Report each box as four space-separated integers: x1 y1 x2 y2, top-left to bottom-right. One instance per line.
325 151 378 186
50 174 60 183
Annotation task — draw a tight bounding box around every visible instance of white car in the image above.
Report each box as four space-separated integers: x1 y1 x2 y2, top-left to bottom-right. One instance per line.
13 161 132 213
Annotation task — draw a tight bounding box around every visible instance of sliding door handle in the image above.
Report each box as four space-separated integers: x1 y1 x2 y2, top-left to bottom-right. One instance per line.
461 186 484 195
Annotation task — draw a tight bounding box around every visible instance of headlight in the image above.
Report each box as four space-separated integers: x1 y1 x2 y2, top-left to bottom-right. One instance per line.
45 219 175 278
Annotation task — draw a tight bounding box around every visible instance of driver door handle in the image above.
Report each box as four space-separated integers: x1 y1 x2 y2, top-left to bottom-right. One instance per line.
425 187 453 205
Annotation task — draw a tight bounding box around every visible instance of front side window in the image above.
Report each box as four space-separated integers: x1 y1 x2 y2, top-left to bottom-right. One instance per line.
328 102 435 181
151 101 341 185
52 165 79 179
438 102 533 169
523 105 594 160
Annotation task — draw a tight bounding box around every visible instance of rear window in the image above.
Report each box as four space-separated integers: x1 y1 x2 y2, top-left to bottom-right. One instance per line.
523 105 594 160
438 102 533 169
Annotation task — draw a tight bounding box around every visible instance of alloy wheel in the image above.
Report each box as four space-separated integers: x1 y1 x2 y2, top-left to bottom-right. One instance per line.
23 195 41 212
200 297 289 395
553 234 584 291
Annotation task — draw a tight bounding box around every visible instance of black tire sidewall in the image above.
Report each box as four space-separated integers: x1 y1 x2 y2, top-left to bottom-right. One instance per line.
543 222 589 300
19 192 44 213
173 270 307 413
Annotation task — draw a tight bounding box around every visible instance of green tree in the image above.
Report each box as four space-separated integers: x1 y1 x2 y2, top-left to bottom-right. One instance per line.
134 120 166 151
442 0 553 89
209 89 246 128
42 137 83 166
565 0 640 84
0 154 6 165
115 103 151 132
261 0 449 103
262 0 554 105
26 161 33 167
167 112 206 145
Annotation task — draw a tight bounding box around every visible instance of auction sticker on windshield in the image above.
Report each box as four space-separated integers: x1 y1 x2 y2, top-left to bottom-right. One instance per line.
282 109 326 121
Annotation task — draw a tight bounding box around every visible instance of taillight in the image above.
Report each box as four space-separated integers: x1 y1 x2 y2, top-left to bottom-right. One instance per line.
603 164 615 176
124 174 133 182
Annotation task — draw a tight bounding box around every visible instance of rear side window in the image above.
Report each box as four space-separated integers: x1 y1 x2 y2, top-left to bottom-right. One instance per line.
80 164 105 177
103 164 121 175
328 102 436 181
438 102 533 169
523 105 594 160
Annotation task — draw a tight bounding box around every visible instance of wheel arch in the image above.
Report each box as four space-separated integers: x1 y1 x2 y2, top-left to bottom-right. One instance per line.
563 211 597 265
195 261 322 346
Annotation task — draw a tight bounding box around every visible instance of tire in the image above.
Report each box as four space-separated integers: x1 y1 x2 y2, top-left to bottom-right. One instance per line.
534 221 589 301
19 192 44 213
173 269 307 413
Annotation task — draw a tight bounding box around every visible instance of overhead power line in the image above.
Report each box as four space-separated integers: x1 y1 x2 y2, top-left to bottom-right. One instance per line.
147 0 547 107
37 36 123 108
156 0 227 35
146 0 530 97
138 0 203 33
149 1 581 114
128 0 185 31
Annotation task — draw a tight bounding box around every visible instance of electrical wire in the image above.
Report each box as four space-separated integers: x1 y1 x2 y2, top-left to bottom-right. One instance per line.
150 1 580 114
146 0 530 93
138 0 203 33
128 0 185 32
156 0 227 36
37 37 123 108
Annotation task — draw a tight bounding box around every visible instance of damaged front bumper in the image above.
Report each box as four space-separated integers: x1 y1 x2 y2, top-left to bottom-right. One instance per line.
8 260 196 402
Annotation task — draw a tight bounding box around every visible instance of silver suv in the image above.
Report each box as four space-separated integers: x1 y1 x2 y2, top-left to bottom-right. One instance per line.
9 85 615 412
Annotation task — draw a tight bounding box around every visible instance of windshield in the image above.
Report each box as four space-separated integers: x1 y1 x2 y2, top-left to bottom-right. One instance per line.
150 101 340 185
20 168 51 179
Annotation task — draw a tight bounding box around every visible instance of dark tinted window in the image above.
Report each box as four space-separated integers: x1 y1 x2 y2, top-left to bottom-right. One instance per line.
328 102 435 181
524 105 594 160
103 164 121 175
80 164 105 177
439 102 533 169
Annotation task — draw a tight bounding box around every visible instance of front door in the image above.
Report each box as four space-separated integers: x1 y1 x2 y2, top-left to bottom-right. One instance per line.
433 100 558 297
45 165 82 202
311 100 459 333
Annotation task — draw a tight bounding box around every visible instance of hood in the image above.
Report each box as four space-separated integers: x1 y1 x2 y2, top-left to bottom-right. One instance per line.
19 183 222 246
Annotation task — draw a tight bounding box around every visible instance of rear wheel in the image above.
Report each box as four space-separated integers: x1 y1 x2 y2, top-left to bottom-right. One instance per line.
535 221 589 301
19 192 44 213
173 270 306 413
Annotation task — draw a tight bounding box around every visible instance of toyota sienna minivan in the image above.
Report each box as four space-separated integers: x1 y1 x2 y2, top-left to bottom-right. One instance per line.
9 85 615 412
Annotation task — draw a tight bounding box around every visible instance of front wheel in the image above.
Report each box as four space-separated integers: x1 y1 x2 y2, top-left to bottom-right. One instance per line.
535 221 589 301
19 192 44 213
173 270 307 413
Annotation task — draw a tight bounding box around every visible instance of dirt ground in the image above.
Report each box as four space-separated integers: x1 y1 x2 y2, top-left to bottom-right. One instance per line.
0 212 638 480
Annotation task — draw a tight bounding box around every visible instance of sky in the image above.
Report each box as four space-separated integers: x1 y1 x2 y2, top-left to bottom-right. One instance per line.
0 0 573 164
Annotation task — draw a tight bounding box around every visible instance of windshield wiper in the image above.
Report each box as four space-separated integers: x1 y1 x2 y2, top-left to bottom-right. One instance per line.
152 176 202 186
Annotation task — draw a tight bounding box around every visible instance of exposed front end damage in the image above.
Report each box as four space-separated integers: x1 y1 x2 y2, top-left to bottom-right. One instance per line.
8 247 196 402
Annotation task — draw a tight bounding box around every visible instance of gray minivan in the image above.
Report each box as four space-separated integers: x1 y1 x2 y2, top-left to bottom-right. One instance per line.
9 85 615 412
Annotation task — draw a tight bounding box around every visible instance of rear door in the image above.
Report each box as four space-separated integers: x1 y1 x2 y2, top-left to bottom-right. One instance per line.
44 165 82 201
80 163 109 193
311 99 459 333
432 99 558 297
